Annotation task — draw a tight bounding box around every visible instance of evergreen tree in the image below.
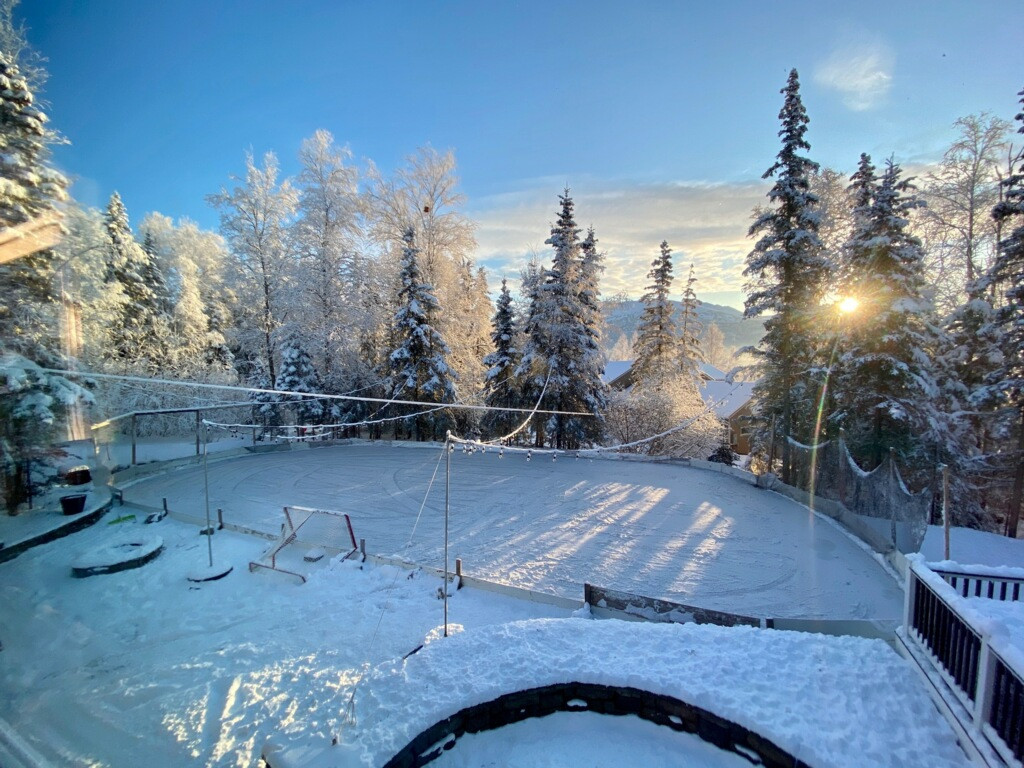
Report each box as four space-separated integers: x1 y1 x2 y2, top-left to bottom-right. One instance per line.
528 190 605 449
742 69 831 482
632 241 679 381
275 333 325 426
0 50 84 511
515 257 549 446
678 263 704 380
986 86 1024 536
576 226 609 444
386 227 457 441
103 192 167 368
481 278 521 439
0 52 68 359
247 358 279 430
140 230 171 317
832 158 938 469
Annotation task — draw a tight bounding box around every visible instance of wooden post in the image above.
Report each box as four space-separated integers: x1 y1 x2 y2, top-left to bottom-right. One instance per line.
131 413 137 466
942 464 951 561
217 508 224 530
162 497 168 514
455 558 463 589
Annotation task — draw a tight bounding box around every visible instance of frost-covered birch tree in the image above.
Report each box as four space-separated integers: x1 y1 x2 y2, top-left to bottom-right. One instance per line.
208 152 297 385
292 130 362 388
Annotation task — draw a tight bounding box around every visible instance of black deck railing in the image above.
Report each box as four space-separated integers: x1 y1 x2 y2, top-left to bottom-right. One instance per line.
990 656 1024 763
906 562 1024 766
931 567 1024 603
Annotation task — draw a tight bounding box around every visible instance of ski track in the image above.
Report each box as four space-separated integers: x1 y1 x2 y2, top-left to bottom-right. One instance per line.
126 443 903 620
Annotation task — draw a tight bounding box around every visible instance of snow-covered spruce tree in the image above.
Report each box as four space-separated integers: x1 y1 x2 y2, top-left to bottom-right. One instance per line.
515 256 549 446
742 69 831 483
578 227 608 407
831 157 939 470
103 192 169 369
275 333 325 427
247 358 280 431
385 227 457 441
0 51 68 359
529 190 606 450
481 278 521 439
208 152 297 385
986 86 1024 536
0 52 89 511
678 262 704 380
363 147 486 395
632 241 679 382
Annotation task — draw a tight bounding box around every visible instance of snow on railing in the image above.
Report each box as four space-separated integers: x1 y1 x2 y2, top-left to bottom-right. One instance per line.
928 562 1024 603
904 556 1024 765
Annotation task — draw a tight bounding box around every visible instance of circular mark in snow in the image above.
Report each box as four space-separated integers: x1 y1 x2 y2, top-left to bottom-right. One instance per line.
71 534 163 577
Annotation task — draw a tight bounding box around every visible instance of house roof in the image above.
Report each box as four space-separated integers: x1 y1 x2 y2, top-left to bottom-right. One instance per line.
602 359 727 387
700 379 756 420
601 360 633 385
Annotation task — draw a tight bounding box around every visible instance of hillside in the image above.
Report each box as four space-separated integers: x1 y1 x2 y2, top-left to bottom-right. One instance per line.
601 299 764 358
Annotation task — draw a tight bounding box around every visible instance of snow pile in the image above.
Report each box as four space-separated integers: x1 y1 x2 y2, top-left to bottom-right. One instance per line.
306 618 970 768
919 525 1024 569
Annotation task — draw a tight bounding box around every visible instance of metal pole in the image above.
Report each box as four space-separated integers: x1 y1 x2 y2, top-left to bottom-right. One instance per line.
203 422 213 568
444 432 450 638
195 410 201 457
942 464 951 561
131 413 137 466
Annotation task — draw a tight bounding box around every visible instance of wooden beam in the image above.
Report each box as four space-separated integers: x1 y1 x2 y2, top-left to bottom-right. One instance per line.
0 213 63 265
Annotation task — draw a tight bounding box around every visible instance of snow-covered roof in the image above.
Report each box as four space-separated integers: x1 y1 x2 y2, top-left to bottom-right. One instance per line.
701 379 755 419
601 360 632 384
602 359 727 385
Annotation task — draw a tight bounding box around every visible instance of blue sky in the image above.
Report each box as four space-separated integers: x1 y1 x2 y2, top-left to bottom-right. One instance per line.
21 0 1023 308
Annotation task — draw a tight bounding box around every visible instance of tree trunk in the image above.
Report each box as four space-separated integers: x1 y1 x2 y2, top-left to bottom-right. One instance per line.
1006 410 1024 538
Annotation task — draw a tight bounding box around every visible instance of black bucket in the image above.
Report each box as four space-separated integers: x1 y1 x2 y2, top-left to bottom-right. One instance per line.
60 494 87 516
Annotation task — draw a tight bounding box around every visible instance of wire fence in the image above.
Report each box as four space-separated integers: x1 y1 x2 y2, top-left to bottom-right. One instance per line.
783 436 930 554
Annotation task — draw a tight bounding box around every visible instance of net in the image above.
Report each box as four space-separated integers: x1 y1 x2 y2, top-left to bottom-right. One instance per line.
249 505 359 582
783 436 930 554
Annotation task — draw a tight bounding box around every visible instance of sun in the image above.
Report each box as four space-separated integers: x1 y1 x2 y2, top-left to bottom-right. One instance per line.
837 296 860 314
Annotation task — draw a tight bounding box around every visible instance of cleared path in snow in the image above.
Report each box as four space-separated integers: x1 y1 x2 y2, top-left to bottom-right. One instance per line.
126 441 903 619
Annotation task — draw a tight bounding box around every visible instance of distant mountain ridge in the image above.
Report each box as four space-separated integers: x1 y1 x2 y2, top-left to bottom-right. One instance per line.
600 299 764 356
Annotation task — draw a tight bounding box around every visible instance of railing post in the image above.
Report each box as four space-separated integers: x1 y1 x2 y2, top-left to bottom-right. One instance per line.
195 410 202 457
904 565 918 639
131 413 137 466
974 639 997 729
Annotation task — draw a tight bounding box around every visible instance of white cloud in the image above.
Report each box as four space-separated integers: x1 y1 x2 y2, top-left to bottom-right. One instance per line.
468 178 768 309
814 37 894 112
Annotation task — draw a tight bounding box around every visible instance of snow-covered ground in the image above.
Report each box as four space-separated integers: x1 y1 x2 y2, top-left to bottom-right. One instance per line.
919 524 1024 568
0 516 568 766
0 513 971 768
124 441 904 620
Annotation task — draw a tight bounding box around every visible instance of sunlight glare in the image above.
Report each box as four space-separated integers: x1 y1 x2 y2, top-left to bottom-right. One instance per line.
837 296 860 314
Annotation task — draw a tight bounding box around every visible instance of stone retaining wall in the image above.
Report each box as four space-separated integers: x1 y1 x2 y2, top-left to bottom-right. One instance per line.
385 682 808 768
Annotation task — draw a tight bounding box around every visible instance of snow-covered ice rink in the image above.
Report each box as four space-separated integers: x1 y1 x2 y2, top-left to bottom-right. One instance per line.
125 441 903 620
